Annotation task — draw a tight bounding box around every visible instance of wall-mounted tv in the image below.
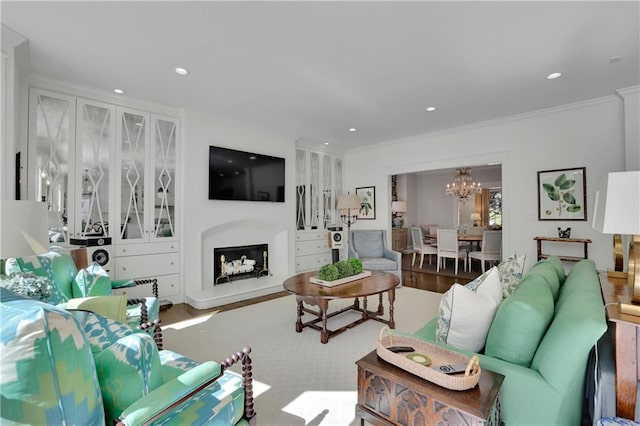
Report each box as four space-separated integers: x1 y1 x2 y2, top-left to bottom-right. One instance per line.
209 146 285 202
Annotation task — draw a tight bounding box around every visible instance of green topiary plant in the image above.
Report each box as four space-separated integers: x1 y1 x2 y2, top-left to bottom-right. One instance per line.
348 257 363 274
318 264 340 281
335 260 355 278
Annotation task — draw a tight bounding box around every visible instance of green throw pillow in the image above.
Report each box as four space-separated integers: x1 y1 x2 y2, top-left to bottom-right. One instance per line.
73 263 112 298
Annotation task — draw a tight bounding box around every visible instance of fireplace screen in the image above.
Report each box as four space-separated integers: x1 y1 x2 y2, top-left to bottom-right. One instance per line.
213 243 268 285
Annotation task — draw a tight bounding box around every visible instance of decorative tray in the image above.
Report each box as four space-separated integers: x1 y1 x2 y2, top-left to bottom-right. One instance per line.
309 270 372 287
377 326 480 391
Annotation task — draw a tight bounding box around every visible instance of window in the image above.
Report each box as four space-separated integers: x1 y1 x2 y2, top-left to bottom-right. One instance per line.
489 188 502 226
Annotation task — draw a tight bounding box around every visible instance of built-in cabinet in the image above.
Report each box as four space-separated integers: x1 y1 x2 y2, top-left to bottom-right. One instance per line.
28 87 180 299
295 146 344 271
391 228 408 251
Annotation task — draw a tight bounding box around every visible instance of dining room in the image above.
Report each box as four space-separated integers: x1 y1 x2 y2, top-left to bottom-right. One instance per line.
392 164 503 287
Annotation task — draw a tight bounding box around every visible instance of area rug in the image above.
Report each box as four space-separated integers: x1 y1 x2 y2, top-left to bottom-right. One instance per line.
162 287 443 426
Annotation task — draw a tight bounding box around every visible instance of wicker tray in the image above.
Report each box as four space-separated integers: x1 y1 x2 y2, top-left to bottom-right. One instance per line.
376 326 481 391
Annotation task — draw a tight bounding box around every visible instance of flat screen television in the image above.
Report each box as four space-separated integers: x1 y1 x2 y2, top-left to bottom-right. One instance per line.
209 146 285 202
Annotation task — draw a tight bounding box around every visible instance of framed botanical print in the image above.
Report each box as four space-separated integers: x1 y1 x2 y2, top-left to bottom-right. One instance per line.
537 167 587 221
356 186 376 220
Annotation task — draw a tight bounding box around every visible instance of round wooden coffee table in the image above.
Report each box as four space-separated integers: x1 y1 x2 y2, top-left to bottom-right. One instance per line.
283 270 400 343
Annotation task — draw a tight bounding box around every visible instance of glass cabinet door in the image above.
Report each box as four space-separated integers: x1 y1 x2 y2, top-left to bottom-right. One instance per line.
28 88 76 243
116 108 149 242
75 99 115 239
151 115 178 240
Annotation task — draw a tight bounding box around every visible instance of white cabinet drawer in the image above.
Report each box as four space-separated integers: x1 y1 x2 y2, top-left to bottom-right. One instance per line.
296 231 328 242
295 253 332 272
114 242 178 257
113 274 180 298
296 239 329 256
114 252 179 279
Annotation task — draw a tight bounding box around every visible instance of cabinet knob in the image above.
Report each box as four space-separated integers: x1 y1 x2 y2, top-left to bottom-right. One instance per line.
122 249 126 253
122 267 126 271
170 262 174 266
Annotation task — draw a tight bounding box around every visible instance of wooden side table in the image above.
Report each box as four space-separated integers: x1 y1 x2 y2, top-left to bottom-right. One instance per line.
356 350 503 425
533 236 592 262
600 273 640 419
392 228 408 251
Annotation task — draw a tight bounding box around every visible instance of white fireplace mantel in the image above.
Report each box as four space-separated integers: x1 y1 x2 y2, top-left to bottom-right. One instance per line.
185 219 289 309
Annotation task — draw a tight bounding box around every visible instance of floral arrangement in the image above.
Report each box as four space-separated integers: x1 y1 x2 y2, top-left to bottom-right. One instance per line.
318 258 363 281
0 272 52 302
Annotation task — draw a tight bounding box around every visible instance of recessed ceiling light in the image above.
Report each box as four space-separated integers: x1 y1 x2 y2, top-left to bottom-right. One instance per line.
324 142 330 145
610 56 623 63
546 72 562 80
175 67 189 75
113 89 124 94
426 106 436 112
348 128 357 132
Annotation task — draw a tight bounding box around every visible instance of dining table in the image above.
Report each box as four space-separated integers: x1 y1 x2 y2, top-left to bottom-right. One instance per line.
426 233 483 250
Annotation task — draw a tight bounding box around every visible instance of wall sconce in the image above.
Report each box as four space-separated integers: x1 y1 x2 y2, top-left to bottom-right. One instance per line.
470 212 481 227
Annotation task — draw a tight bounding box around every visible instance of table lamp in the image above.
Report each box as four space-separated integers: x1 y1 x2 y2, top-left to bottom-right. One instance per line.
391 201 407 228
337 193 361 231
470 212 482 227
0 200 49 275
592 171 640 315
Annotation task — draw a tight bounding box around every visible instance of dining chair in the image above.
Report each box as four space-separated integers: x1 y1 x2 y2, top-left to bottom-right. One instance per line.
436 229 467 275
467 230 502 273
410 227 438 269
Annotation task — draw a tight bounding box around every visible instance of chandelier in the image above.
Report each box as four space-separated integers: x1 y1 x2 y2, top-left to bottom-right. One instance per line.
445 168 481 204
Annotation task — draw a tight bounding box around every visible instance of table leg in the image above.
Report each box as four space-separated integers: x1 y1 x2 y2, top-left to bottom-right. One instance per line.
377 293 384 315
295 299 303 333
320 299 330 344
363 297 368 320
353 297 360 310
388 289 396 329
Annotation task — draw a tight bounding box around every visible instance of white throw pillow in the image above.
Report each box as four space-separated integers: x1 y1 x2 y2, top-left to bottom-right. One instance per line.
497 252 527 298
436 267 503 352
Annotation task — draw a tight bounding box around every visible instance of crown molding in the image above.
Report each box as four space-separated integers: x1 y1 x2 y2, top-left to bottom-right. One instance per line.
347 94 620 155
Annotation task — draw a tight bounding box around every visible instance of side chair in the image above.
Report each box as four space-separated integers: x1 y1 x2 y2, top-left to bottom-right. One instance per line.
409 226 437 269
468 230 502 272
436 229 467 275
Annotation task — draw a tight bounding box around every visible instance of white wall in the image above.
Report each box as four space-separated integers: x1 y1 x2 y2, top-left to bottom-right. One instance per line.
344 95 628 272
181 108 297 303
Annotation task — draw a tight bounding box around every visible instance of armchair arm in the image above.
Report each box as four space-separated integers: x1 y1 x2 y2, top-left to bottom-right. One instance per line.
127 297 163 349
116 347 254 426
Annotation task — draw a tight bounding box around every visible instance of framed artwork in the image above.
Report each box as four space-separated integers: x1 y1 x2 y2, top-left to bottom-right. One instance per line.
537 167 587 221
356 186 376 219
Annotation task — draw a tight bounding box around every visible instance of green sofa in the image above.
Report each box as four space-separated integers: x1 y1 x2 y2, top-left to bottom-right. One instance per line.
414 257 607 425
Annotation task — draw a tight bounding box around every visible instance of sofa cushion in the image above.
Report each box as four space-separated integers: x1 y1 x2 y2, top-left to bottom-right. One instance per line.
527 261 561 300
0 290 105 425
435 267 502 351
497 252 527 297
484 273 555 367
94 332 164 424
352 232 384 258
541 255 566 284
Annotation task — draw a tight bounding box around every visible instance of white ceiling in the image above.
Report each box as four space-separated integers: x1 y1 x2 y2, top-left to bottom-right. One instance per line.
2 1 639 150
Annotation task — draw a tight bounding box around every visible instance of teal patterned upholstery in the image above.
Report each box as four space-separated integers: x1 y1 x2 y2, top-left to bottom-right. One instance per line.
0 288 106 425
6 246 160 341
1 291 253 425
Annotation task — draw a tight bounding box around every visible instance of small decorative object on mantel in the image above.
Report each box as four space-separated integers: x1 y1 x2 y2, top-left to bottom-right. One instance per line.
557 227 572 238
311 258 369 287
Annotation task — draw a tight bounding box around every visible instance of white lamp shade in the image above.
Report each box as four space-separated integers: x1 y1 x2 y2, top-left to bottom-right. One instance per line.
593 171 640 235
0 200 50 259
337 193 361 211
391 201 407 213
470 212 482 221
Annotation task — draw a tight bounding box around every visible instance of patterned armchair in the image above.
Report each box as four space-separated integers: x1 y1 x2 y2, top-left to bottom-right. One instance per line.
5 245 163 348
348 229 402 284
0 288 255 425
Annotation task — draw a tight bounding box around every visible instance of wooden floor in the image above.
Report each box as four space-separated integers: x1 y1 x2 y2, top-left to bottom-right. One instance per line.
160 253 480 325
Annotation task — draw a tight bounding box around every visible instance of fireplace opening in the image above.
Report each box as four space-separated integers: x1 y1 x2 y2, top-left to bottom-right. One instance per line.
213 243 269 285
